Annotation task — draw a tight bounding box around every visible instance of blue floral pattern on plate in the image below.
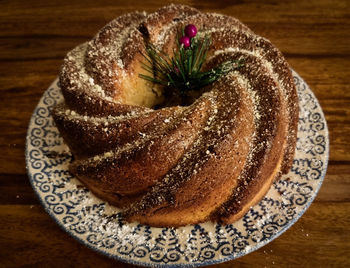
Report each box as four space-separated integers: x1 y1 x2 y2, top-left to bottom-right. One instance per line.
26 70 329 267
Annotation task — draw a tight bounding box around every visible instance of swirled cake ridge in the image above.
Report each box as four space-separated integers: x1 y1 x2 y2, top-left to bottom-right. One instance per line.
52 4 298 227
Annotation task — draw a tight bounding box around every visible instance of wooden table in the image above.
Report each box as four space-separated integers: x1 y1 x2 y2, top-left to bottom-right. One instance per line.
1 0 349 267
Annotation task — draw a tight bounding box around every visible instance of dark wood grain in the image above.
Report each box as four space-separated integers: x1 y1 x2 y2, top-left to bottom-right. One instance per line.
0 0 349 267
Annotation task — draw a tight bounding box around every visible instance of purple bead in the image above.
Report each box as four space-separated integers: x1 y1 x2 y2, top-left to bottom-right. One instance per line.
184 24 197 38
179 36 190 48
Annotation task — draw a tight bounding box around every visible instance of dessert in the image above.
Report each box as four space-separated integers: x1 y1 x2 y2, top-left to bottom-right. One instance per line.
52 4 299 227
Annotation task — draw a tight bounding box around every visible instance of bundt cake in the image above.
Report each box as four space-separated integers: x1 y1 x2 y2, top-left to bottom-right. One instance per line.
52 4 299 227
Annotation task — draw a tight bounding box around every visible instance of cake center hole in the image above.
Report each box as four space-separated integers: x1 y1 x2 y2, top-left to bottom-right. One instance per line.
120 63 207 109
152 87 206 109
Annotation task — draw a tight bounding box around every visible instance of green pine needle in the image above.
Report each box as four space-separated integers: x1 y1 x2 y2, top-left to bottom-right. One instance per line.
139 32 243 97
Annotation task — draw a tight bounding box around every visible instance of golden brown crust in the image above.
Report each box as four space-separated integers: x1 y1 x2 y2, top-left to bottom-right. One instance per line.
52 104 182 159
69 98 212 196
126 74 255 226
53 4 299 227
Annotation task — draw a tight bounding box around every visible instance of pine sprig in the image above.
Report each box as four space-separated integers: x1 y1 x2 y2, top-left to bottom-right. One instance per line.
139 27 243 97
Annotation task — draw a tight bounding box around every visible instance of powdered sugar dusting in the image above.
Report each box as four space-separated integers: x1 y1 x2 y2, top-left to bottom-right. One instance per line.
56 3 299 228
63 43 114 101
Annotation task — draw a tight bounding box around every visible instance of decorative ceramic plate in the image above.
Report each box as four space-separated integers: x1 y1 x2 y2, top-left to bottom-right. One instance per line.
26 70 328 267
